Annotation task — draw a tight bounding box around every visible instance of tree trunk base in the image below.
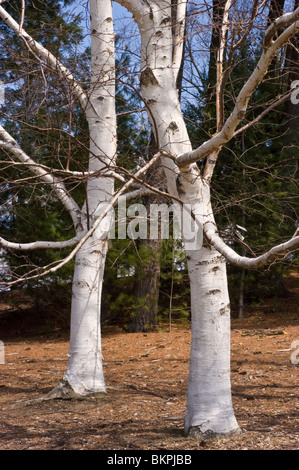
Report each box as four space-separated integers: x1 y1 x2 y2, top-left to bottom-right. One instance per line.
184 425 241 441
22 379 107 405
41 379 86 400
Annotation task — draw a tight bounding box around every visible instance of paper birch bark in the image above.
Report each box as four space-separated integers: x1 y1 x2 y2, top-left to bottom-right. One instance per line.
61 0 117 395
0 0 117 396
116 0 239 437
116 0 299 437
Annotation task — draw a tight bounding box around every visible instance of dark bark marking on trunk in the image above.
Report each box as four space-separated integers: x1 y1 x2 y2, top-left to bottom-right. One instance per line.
168 121 179 132
175 174 186 195
160 16 171 25
220 303 230 315
206 289 221 295
146 99 157 105
140 67 160 87
196 255 226 266
210 265 220 273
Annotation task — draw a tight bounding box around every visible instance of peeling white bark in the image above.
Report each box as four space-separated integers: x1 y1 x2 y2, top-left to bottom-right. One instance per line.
184 246 239 437
63 236 108 394
1 0 299 431
62 0 117 394
128 0 240 436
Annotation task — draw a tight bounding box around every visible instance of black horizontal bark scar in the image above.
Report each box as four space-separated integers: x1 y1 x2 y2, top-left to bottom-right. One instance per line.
140 67 160 87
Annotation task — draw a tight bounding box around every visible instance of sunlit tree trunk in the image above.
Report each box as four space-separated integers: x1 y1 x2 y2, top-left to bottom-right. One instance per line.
63 236 108 394
129 0 240 436
61 0 117 395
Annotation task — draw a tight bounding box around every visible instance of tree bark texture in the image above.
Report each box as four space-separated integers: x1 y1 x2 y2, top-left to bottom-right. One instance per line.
62 0 117 394
131 1 240 436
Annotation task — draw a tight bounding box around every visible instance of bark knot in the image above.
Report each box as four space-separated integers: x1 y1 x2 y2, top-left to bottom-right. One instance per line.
160 16 170 25
219 303 230 315
146 99 157 106
206 289 221 295
140 67 160 87
167 121 179 132
237 109 246 120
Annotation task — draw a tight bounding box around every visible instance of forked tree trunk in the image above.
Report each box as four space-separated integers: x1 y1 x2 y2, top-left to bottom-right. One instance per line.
130 1 240 437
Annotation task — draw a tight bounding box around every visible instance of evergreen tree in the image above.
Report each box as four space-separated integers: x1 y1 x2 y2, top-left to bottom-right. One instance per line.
0 0 85 300
184 1 299 311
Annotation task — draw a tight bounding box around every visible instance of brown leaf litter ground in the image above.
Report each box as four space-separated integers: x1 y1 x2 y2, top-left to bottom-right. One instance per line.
0 274 298 451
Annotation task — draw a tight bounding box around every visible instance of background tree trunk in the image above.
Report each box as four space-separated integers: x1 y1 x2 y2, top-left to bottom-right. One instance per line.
128 138 166 332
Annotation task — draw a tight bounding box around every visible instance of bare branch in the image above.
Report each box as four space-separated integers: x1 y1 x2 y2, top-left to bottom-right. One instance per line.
2 151 166 286
233 87 299 137
114 0 149 20
172 0 187 83
0 233 83 251
177 7 299 168
0 155 127 183
0 5 88 110
0 126 82 227
216 0 231 131
203 0 231 182
264 8 299 46
204 222 299 270
19 0 25 33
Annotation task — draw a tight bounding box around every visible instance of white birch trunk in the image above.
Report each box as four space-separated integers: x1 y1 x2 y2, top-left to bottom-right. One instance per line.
133 1 240 437
184 247 239 437
0 1 115 396
60 0 116 395
63 236 108 394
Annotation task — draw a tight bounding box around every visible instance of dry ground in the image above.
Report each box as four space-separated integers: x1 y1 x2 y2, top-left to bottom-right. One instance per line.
0 276 298 451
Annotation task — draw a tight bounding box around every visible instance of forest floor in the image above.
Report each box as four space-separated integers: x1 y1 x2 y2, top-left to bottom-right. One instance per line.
0 273 298 451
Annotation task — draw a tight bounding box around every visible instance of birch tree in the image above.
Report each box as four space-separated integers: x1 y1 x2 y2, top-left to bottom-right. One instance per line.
1 0 299 439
